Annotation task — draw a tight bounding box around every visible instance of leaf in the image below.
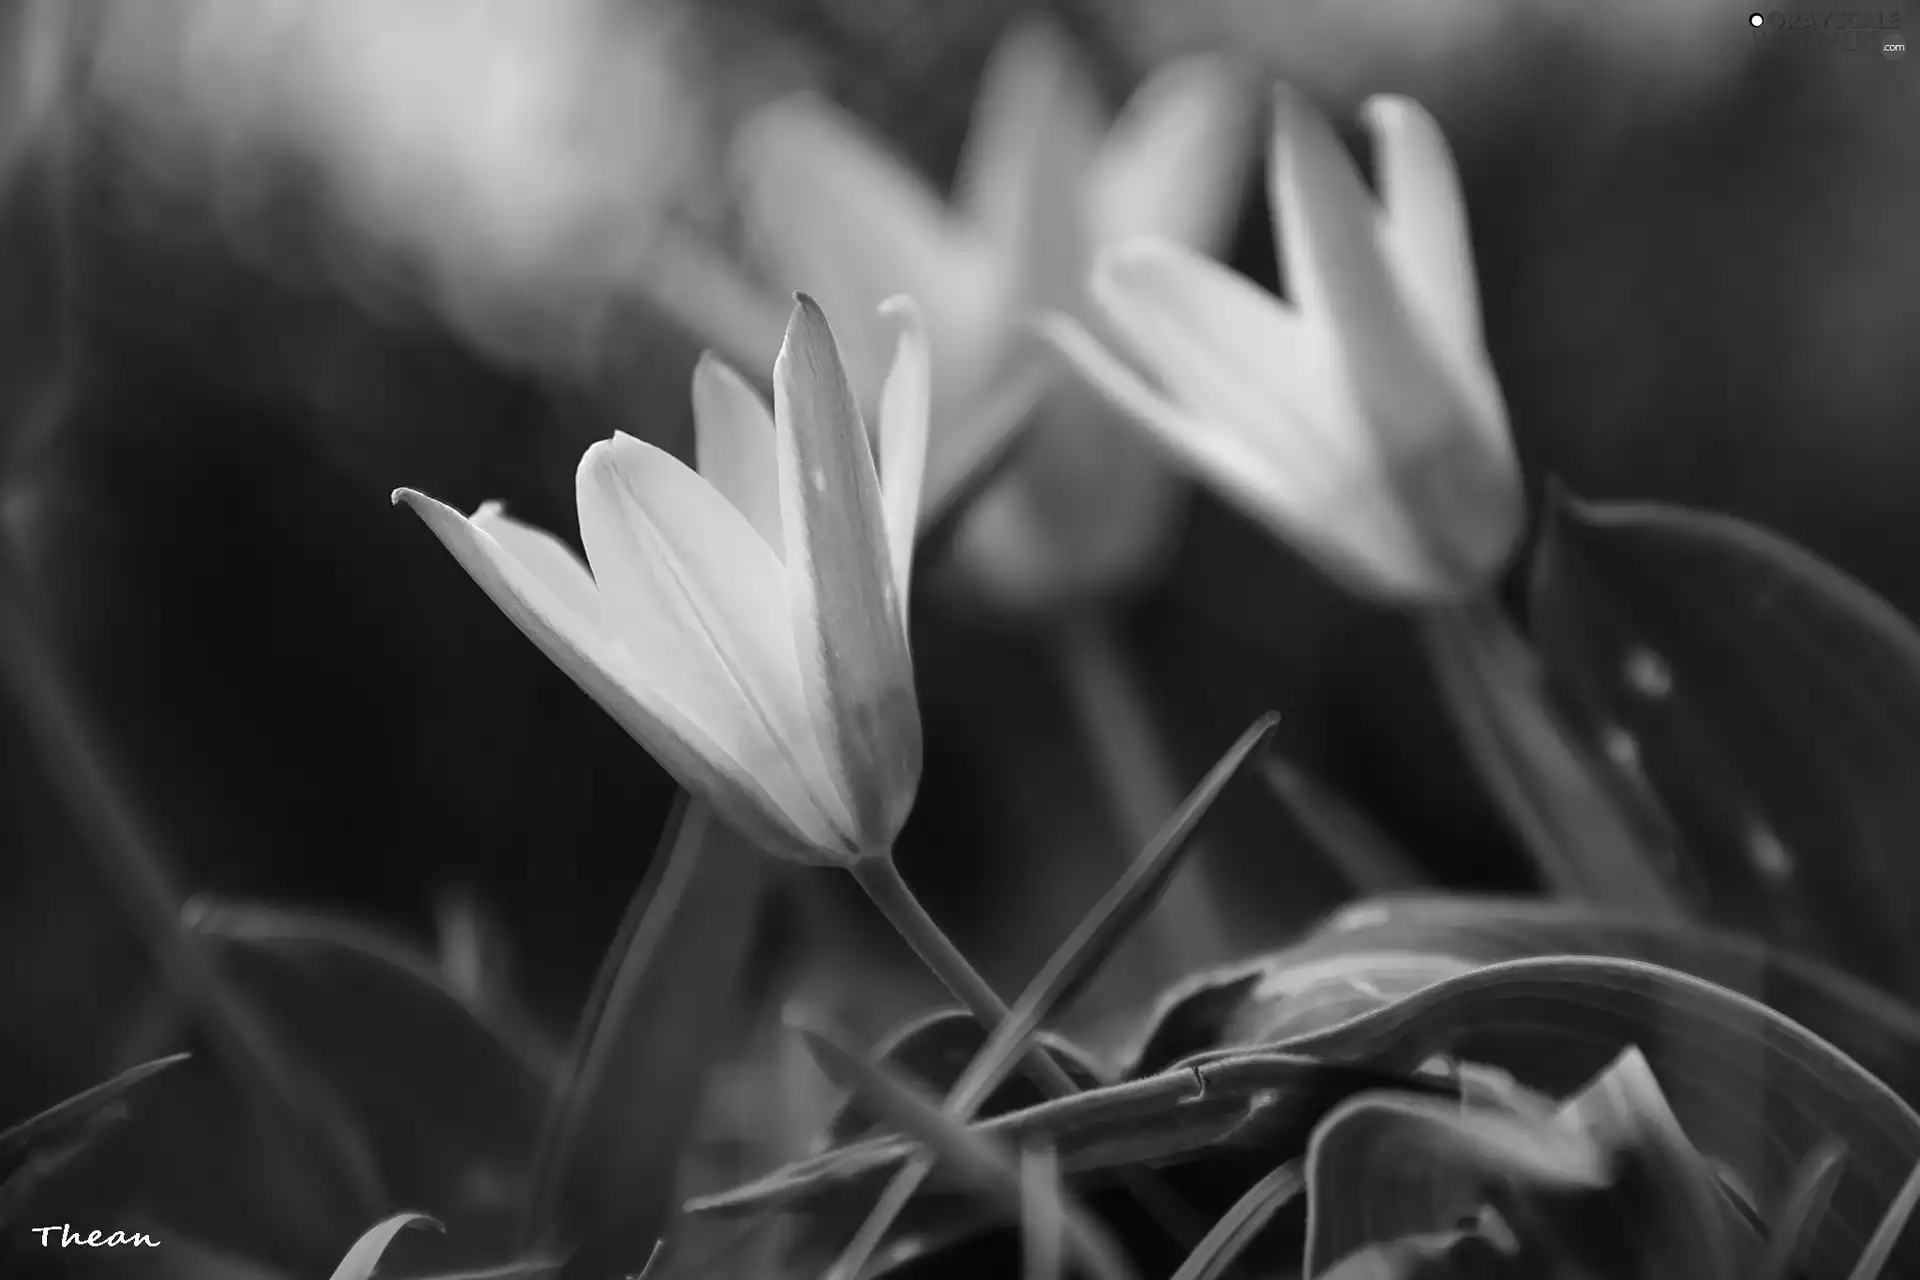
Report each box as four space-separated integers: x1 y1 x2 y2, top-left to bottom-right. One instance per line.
1524 1047 1734 1280
1848 1158 1920 1280
0 1053 188 1165
0 1054 188 1229
100 904 557 1272
1317 1227 1518 1280
686 1056 1448 1220
1759 1141 1848 1280
1214 894 1920 1109
1302 1090 1608 1275
1127 970 1265 1079
328 1212 441 1280
521 794 767 1271
791 1020 1137 1280
1416 596 1684 916
1532 490 1920 998
1241 954 1920 1278
1219 951 1479 1047
1168 1159 1304 1280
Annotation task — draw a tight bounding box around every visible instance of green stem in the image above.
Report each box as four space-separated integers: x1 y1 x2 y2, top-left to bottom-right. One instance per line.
849 855 1080 1100
1051 608 1235 977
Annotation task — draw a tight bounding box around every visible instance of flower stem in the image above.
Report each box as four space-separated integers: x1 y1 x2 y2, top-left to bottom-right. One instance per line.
1051 608 1235 977
849 855 1079 1099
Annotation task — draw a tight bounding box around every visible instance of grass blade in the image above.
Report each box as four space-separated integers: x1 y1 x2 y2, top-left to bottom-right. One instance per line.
1020 1143 1064 1280
1168 1159 1304 1280
520 793 766 1269
0 1053 188 1161
1757 1140 1847 1280
1847 1157 1920 1280
794 1019 1136 1280
327 1212 440 1280
826 713 1276 1277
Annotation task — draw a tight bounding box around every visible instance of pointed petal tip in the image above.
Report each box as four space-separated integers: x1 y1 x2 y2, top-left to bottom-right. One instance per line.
390 486 414 508
876 293 922 326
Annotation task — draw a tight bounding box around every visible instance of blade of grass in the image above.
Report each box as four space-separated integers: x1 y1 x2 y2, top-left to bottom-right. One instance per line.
1021 1142 1064 1280
1847 1156 1920 1280
794 1019 1136 1280
827 714 1277 1277
1757 1140 1847 1280
327 1212 440 1280
1168 1159 1304 1280
0 1053 188 1160
519 792 767 1270
1052 609 1237 979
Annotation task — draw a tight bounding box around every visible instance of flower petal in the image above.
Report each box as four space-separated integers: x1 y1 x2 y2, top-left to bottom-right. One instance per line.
875 296 931 613
1091 55 1252 254
775 296 922 855
953 18 1102 314
391 489 828 861
733 94 1004 413
691 352 784 560
574 435 856 852
1041 316 1438 598
470 501 604 625
1091 238 1356 477
1361 94 1510 453
1271 86 1520 593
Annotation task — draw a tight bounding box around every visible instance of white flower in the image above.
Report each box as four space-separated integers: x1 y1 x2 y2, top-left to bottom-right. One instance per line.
1048 90 1522 602
394 296 930 864
732 21 1251 614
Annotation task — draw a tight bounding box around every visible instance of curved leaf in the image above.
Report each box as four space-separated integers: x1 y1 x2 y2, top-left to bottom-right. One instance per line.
1189 895 1920 1109
0 1053 187 1164
328 1212 440 1280
1303 1090 1607 1276
1532 491 1920 998
104 905 557 1271
1244 955 1920 1279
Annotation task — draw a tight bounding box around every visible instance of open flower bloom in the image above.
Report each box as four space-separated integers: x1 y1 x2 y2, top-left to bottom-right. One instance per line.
732 21 1250 616
394 296 930 865
1046 90 1523 603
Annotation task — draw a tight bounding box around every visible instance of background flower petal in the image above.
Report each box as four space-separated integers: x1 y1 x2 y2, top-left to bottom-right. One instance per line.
733 94 1004 419
952 18 1102 316
1091 55 1253 253
691 352 784 561
1362 94 1512 458
875 297 931 614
